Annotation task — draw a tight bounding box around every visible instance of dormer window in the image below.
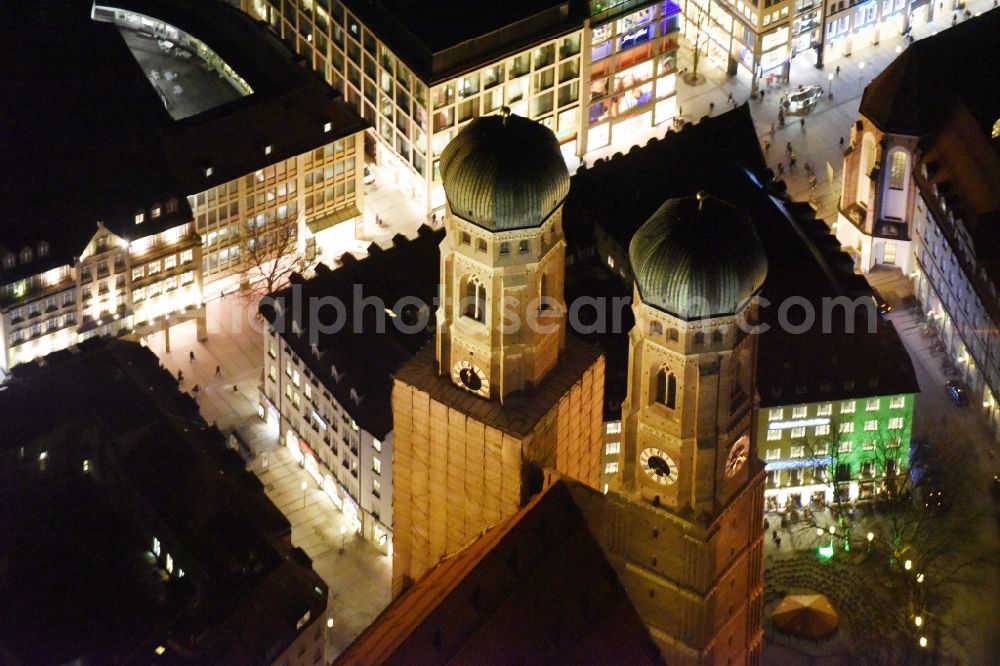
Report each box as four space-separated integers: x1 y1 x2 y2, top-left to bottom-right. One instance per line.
20 248 32 264
3 254 15 269
37 242 48 257
152 205 161 219
166 197 179 213
203 165 214 177
136 212 145 224
323 121 332 133
264 143 273 155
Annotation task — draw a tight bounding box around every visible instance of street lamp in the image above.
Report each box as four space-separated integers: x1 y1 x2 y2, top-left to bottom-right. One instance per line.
917 573 925 583
914 615 923 627
904 559 913 571
866 531 874 553
919 636 928 648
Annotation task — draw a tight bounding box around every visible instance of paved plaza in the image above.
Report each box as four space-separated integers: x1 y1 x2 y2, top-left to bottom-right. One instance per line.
144 296 392 660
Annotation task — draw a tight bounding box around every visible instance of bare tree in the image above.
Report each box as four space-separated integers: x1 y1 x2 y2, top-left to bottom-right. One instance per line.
240 220 314 305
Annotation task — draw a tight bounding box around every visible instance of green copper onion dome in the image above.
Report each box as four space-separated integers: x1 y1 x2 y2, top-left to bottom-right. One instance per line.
440 109 570 232
629 192 768 320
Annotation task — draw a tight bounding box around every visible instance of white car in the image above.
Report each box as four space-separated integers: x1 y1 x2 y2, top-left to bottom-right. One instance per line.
781 85 823 113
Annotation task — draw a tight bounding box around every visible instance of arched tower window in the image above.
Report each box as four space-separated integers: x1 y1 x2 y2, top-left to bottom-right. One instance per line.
668 328 679 341
888 151 908 190
655 368 677 409
693 331 705 345
649 320 662 336
462 276 487 323
539 272 549 309
712 329 724 343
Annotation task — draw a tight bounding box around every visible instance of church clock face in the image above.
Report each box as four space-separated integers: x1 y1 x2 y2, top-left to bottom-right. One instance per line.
725 435 750 478
639 447 679 485
452 360 490 398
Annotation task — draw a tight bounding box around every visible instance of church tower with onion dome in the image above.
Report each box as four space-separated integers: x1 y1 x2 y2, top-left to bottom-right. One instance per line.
390 110 605 595
583 191 768 664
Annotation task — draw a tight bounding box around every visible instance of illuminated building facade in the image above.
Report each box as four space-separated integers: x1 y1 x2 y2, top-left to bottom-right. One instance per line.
259 229 445 555
1 0 366 375
837 12 1000 438
756 393 915 509
241 0 680 210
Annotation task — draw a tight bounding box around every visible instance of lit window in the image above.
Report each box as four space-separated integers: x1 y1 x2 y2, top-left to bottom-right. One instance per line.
604 461 619 474
132 267 144 280
839 422 855 434
293 370 301 387
768 408 784 421
817 403 833 416
865 398 880 411
606 422 622 434
765 448 781 461
164 254 177 270
838 440 852 453
605 441 620 455
323 121 333 133
135 212 145 224
372 478 381 497
815 424 831 436
792 405 808 418
372 457 382 475
790 446 805 459
152 206 161 218
153 537 161 557
889 396 905 409
180 249 194 263
888 417 904 429
148 260 161 275
372 438 382 452
864 419 879 431
83 459 90 473
766 429 781 441
889 151 907 190
840 401 856 414
165 553 174 574
863 440 876 451
790 427 806 438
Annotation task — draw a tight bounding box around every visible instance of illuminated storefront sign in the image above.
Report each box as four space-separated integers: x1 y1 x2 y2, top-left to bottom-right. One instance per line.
764 456 833 471
768 417 830 430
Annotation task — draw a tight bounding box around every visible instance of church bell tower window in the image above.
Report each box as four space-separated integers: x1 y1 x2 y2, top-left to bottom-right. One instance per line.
655 368 676 409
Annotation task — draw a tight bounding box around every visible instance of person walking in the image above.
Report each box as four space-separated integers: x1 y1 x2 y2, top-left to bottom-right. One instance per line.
785 141 792 155
189 350 195 362
727 92 734 105
760 90 765 101
835 65 840 77
839 136 845 148
800 117 805 130
769 123 775 138
777 162 785 175
215 365 221 377
709 101 715 114
233 384 239 392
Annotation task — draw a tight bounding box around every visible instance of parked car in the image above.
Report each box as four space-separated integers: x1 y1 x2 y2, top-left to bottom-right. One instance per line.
945 380 969 406
780 85 823 113
871 288 891 316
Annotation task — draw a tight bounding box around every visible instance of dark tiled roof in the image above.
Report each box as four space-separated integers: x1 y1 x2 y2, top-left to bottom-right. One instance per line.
336 481 665 665
395 335 604 439
859 8 1000 139
441 112 570 232
337 0 582 83
0 338 325 664
0 0 367 282
561 104 919 409
260 227 445 439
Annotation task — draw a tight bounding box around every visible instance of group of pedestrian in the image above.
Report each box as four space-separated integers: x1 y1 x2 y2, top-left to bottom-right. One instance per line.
178 350 235 399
